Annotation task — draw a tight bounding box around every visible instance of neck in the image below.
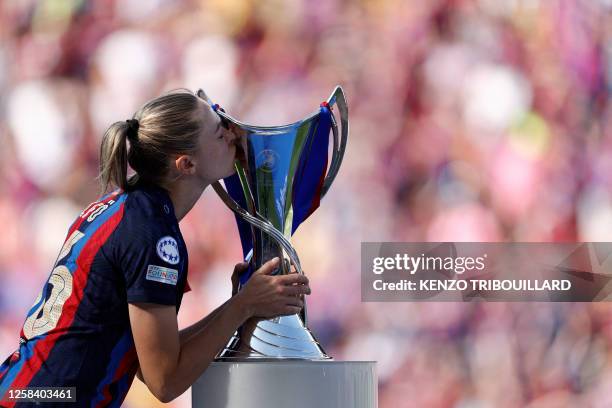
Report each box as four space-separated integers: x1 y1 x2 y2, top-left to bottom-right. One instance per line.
162 178 208 221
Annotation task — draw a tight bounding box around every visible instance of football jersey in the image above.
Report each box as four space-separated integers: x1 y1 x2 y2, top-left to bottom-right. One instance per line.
0 182 189 407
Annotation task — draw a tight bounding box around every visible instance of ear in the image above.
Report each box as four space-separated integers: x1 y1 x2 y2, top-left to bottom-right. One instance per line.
174 155 196 175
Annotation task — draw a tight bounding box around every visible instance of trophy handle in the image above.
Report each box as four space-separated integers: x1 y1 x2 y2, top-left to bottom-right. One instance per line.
320 85 349 198
212 180 304 276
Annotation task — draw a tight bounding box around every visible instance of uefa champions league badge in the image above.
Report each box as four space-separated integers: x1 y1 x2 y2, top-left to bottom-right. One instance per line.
156 236 180 265
256 149 279 173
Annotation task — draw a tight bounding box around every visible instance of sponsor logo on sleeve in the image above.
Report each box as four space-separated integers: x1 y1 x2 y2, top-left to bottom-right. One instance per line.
146 265 179 285
156 236 180 265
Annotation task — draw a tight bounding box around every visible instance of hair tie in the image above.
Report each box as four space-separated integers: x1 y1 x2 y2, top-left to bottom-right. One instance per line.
126 119 139 142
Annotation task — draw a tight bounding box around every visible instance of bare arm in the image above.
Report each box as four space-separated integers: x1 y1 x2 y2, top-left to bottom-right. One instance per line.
129 295 247 402
177 261 248 344
129 257 310 403
178 298 230 342
135 261 249 382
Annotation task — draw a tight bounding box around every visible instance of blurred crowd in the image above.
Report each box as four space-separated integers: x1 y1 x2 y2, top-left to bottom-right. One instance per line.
1 0 611 406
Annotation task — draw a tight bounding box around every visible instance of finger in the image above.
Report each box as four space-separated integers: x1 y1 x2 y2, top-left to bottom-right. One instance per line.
279 306 303 316
232 262 247 288
281 296 304 308
276 273 309 286
281 285 311 296
233 261 249 274
253 257 280 276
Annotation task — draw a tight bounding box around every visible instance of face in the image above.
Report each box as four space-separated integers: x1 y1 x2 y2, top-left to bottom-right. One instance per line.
190 96 238 183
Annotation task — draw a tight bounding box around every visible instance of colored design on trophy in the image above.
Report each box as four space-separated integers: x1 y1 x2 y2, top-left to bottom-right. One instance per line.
255 149 280 173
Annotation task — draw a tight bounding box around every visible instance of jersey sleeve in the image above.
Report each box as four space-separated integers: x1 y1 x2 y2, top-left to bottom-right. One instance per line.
112 216 185 306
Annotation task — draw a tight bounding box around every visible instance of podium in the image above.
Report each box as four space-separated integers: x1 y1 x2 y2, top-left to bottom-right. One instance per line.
192 361 377 408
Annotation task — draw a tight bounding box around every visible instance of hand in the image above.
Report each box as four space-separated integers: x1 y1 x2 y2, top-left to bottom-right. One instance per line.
235 257 311 319
231 261 249 297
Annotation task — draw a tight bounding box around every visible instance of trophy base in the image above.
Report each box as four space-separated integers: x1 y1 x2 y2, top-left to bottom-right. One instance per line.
192 360 377 408
216 314 331 360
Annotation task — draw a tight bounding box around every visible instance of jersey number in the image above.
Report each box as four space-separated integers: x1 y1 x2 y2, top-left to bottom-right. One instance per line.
80 199 115 222
22 230 84 339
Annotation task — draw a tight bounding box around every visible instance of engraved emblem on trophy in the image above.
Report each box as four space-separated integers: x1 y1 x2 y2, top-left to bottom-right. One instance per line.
205 86 348 360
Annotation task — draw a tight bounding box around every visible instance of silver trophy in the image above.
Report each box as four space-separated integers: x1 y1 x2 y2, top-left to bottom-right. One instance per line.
208 86 348 360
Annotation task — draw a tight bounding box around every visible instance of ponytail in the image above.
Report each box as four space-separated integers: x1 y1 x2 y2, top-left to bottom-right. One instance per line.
99 121 130 193
97 89 202 193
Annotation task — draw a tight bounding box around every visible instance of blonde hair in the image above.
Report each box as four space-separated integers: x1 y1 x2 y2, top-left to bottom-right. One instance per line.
98 89 202 192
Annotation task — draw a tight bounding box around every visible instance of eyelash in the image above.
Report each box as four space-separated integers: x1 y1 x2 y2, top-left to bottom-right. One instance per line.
217 118 229 139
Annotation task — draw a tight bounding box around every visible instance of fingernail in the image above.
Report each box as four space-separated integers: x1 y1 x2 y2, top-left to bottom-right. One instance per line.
272 257 280 264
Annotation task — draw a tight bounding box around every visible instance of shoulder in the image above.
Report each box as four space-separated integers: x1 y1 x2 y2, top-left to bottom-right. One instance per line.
111 185 182 255
118 184 176 232
123 187 171 220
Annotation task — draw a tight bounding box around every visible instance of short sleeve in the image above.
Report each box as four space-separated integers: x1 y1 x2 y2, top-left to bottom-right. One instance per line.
112 215 186 306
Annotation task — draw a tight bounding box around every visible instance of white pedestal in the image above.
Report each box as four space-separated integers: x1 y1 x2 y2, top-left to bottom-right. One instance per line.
192 361 377 408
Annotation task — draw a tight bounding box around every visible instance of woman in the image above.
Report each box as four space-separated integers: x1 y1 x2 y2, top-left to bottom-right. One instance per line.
0 89 310 406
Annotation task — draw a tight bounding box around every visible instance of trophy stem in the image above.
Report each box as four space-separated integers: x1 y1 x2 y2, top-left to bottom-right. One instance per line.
212 180 330 360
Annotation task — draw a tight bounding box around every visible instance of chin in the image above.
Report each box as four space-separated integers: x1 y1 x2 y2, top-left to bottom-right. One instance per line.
222 163 237 179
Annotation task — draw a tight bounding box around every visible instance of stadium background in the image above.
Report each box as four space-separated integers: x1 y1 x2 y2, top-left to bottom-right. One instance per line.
0 0 611 406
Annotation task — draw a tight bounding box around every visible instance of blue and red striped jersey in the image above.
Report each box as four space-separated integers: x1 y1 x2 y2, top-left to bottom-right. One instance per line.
0 183 189 407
